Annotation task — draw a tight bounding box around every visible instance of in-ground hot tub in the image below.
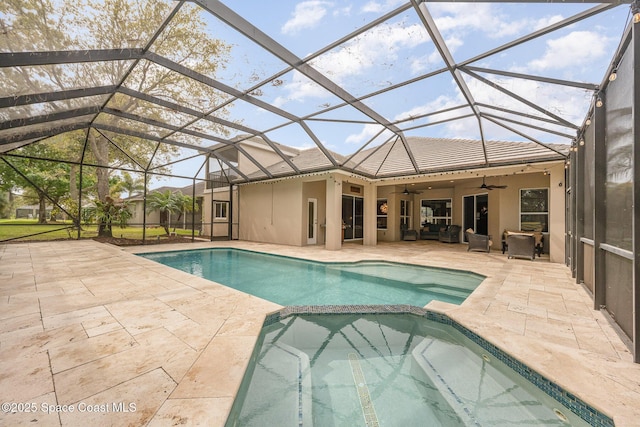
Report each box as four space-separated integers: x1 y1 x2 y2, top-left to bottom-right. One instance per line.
225 306 613 427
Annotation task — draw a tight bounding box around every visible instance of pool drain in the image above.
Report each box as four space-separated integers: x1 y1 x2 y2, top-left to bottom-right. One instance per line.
349 353 380 427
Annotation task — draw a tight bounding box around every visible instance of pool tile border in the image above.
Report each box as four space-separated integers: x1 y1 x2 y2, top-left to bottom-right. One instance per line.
263 305 615 427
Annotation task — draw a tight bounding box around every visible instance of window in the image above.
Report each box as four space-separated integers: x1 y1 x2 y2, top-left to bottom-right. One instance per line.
214 201 228 220
520 188 548 232
400 199 412 228
420 199 452 226
377 199 388 229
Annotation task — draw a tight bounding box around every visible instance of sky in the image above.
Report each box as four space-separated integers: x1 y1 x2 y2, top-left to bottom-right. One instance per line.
152 0 631 188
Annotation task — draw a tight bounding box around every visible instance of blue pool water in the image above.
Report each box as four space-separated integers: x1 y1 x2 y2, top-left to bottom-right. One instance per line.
226 310 601 427
139 248 484 306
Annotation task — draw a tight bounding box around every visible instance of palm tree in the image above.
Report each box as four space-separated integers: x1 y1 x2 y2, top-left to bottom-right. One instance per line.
146 190 179 235
121 172 146 198
113 172 145 198
173 193 199 230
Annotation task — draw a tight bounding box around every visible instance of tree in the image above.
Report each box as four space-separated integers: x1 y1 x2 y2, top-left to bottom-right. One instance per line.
0 145 71 224
172 192 199 230
93 196 132 237
111 172 145 198
0 192 10 219
146 190 179 235
1 0 232 202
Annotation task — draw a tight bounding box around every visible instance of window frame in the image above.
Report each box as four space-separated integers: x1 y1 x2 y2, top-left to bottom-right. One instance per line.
377 198 388 230
214 201 229 220
420 198 452 226
519 187 549 232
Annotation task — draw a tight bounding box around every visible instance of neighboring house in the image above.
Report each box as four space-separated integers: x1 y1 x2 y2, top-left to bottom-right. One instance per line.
202 135 568 263
15 204 52 220
125 182 205 231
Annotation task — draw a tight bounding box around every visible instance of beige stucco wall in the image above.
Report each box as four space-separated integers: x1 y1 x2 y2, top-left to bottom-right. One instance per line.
202 187 233 238
547 164 566 263
207 164 566 261
378 171 564 261
237 140 295 176
238 180 303 245
302 180 327 245
128 200 159 227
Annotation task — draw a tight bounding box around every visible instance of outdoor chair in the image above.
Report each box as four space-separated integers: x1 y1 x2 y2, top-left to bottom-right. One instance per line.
507 234 536 260
466 230 491 253
439 225 461 243
400 223 418 241
502 230 543 258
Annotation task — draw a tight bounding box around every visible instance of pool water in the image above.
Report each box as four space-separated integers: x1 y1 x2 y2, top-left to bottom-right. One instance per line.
227 313 593 427
140 248 484 306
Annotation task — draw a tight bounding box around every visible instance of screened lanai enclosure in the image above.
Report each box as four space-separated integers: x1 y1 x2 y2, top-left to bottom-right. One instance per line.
1 0 640 360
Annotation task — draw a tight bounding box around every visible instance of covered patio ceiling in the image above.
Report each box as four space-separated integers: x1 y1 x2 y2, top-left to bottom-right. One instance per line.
0 0 634 185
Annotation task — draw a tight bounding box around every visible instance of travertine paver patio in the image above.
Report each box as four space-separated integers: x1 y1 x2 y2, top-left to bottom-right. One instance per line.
1 239 639 426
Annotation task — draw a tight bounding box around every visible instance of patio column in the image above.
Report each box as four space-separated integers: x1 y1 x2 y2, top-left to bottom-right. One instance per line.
325 174 342 250
548 163 566 263
363 182 377 246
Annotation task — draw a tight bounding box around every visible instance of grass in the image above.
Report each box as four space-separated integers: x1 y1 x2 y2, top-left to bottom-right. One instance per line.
0 219 197 242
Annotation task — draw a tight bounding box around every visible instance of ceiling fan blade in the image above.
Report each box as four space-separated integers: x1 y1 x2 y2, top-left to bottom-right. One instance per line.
486 185 507 190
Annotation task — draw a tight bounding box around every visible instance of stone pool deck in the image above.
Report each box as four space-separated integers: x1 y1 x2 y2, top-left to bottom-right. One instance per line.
1 239 639 426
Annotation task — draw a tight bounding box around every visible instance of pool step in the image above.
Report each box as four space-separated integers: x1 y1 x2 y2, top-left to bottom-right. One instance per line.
330 268 473 302
411 336 575 426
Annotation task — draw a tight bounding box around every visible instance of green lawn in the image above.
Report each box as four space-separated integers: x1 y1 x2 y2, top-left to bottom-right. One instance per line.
0 219 196 242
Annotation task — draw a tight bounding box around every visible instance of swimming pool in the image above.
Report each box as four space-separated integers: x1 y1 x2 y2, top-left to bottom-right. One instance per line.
226 306 613 427
139 248 484 306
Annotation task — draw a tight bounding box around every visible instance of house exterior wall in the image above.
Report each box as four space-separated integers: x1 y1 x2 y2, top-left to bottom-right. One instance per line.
547 163 566 263
207 162 566 261
237 140 296 176
202 187 232 238
301 180 326 245
128 200 158 226
238 179 303 245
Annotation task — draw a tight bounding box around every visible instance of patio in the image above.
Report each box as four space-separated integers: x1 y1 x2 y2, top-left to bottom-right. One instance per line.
1 239 638 426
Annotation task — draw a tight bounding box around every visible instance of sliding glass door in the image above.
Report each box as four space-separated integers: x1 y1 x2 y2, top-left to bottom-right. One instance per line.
342 195 364 240
463 194 488 241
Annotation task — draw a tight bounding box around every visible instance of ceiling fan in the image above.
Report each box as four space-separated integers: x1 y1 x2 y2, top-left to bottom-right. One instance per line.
471 177 508 191
392 185 422 195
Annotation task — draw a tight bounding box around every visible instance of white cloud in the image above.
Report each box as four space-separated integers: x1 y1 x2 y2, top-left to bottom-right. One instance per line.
273 19 431 109
410 36 461 74
361 0 406 14
533 14 565 31
309 21 430 83
282 1 332 35
430 3 565 40
333 6 352 17
528 31 610 71
393 95 462 123
451 76 586 139
345 124 392 145
272 70 329 108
